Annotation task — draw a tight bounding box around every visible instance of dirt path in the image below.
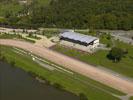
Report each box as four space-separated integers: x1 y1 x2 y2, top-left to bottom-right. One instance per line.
0 39 133 95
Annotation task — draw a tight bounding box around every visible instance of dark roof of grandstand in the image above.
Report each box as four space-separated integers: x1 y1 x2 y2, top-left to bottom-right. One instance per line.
60 32 98 44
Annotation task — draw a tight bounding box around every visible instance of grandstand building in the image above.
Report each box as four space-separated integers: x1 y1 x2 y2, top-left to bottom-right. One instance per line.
60 31 99 52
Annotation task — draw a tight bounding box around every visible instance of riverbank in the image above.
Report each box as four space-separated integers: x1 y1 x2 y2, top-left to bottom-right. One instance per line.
0 61 80 100
0 45 127 100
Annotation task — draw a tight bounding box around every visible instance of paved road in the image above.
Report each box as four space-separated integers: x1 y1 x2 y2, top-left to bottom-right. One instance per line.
112 34 133 45
0 39 133 95
99 30 133 45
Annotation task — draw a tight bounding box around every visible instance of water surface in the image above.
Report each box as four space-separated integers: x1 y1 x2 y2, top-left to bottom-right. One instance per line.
0 61 80 100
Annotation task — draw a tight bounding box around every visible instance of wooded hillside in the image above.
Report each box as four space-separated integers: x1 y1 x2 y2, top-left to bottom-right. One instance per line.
0 0 133 30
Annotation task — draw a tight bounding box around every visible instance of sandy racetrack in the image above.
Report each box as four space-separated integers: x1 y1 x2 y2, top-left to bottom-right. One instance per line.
0 39 133 95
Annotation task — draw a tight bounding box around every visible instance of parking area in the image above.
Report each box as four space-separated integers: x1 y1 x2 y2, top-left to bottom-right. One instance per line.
99 30 133 45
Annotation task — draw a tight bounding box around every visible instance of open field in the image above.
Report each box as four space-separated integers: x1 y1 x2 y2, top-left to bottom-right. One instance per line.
26 35 41 40
39 28 60 38
52 40 133 78
37 0 51 6
0 45 126 100
130 97 133 100
0 39 133 95
0 33 35 43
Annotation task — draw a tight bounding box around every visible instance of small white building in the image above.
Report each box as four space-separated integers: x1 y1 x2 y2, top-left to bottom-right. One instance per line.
60 31 99 53
19 0 28 4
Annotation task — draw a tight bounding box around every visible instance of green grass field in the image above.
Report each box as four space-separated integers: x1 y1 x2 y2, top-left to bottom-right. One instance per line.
52 40 133 78
0 33 35 43
41 29 60 38
37 0 51 6
0 45 126 100
130 97 133 100
26 35 41 40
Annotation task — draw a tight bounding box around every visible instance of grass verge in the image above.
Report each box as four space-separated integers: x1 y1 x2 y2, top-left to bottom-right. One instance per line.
0 33 35 43
130 97 133 100
26 35 41 40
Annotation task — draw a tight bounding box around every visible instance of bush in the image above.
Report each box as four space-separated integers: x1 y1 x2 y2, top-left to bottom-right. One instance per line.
106 34 111 40
10 60 15 66
28 71 37 78
106 43 111 48
107 47 126 62
53 83 63 90
0 56 6 62
38 75 50 85
79 93 88 100
0 51 2 58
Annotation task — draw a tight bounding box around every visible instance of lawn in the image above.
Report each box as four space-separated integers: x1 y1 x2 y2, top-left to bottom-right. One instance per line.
40 29 60 38
26 35 41 40
0 33 35 43
37 0 51 6
130 97 133 100
52 40 133 78
0 45 126 100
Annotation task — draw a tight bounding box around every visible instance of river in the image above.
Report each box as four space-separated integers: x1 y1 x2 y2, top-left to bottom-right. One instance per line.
0 61 80 100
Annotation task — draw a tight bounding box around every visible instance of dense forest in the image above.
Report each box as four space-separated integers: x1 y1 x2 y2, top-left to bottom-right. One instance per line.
0 0 133 30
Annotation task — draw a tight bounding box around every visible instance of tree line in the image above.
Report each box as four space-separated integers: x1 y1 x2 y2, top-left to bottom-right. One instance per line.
0 0 133 30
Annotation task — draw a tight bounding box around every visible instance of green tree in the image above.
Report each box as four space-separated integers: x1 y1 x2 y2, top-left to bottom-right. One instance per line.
1 0 133 30
107 47 125 62
103 14 118 30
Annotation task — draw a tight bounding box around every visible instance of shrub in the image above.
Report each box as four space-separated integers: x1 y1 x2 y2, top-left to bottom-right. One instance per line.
10 60 15 66
107 47 126 62
79 93 88 100
53 83 63 90
0 56 6 62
